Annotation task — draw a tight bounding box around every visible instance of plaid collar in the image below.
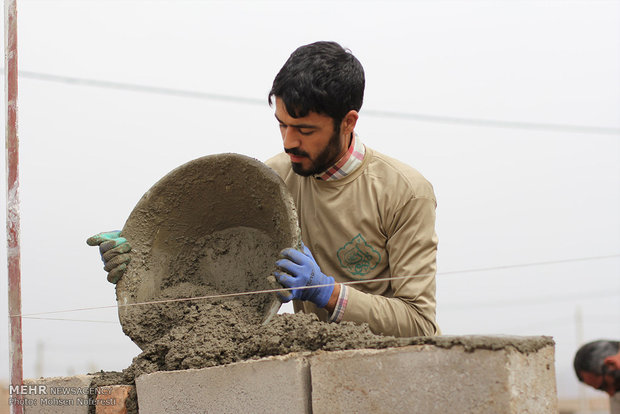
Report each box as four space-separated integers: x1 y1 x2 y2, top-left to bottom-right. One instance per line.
314 133 365 181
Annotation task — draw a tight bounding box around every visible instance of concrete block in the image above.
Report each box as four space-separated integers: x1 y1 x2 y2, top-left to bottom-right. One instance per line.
506 345 557 412
309 337 557 414
135 353 311 414
19 375 95 414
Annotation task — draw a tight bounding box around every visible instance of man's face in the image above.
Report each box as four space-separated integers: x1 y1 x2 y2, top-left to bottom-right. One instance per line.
274 97 348 177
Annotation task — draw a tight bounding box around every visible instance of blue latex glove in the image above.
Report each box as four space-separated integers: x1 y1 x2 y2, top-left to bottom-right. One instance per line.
86 230 131 284
274 243 335 308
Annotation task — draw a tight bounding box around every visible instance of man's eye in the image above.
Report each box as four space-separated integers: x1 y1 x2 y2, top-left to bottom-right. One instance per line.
299 129 313 136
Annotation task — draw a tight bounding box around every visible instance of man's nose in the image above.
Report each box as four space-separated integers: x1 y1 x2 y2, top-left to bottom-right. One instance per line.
282 127 300 149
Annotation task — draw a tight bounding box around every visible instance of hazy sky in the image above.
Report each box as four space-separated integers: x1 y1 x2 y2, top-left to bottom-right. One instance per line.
1 0 619 400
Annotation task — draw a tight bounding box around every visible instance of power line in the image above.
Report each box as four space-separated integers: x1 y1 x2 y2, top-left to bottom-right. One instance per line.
18 70 264 105
14 69 620 135
362 109 620 135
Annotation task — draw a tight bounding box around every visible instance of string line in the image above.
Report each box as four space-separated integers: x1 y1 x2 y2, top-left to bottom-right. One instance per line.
20 317 118 324
13 273 432 318
10 253 619 318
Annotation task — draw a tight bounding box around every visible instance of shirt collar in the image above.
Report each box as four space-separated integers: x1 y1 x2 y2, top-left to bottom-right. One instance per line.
314 133 365 181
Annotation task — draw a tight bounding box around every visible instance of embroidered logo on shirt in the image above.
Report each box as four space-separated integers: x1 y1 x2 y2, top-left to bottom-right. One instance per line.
337 234 381 276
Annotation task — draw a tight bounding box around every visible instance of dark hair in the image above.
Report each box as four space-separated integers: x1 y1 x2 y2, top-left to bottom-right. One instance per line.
574 340 620 381
268 41 365 125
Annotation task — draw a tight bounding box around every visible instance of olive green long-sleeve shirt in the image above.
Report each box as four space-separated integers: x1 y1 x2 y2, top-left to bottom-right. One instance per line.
266 145 439 337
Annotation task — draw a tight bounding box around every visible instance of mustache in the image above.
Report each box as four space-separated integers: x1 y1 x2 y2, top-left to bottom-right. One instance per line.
284 147 309 157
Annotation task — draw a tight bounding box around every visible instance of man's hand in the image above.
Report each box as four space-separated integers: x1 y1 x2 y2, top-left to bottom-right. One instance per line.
274 243 335 308
86 230 131 284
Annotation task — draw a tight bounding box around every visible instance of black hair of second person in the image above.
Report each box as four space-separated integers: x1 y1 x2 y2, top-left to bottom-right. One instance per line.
268 41 365 127
574 340 620 381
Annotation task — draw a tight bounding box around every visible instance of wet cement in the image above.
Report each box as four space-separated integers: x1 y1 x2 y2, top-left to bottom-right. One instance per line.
116 154 300 349
404 334 554 355
117 227 282 349
99 290 402 386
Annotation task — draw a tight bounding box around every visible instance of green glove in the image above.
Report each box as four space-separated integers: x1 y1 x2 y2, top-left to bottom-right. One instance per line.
86 230 131 284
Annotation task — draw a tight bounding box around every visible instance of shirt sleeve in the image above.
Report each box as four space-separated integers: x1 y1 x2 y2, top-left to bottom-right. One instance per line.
340 196 439 337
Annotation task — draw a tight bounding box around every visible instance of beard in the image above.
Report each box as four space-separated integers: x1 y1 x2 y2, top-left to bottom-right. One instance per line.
286 126 343 177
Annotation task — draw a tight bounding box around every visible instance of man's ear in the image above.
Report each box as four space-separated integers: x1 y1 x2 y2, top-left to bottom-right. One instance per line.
341 110 359 137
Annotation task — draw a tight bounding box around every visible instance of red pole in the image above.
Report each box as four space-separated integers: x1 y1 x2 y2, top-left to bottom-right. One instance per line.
5 0 23 413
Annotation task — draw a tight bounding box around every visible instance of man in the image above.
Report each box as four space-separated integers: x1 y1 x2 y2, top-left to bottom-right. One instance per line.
574 340 620 396
88 41 439 338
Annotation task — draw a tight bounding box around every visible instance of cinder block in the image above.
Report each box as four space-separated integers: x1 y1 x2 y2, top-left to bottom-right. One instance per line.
135 354 311 414
96 385 134 414
506 345 557 412
19 375 95 414
309 339 558 414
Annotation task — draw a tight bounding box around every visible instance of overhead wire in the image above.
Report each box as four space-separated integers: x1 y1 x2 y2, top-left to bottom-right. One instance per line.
12 69 620 135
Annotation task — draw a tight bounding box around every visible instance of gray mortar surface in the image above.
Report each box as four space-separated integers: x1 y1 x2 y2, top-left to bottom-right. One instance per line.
404 334 554 354
97 300 403 385
116 153 300 349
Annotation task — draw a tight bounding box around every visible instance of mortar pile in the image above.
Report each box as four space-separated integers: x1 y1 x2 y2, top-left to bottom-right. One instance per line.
119 297 400 384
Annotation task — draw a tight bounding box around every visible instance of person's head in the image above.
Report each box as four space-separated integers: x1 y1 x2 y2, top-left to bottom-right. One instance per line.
574 340 620 396
268 41 365 176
